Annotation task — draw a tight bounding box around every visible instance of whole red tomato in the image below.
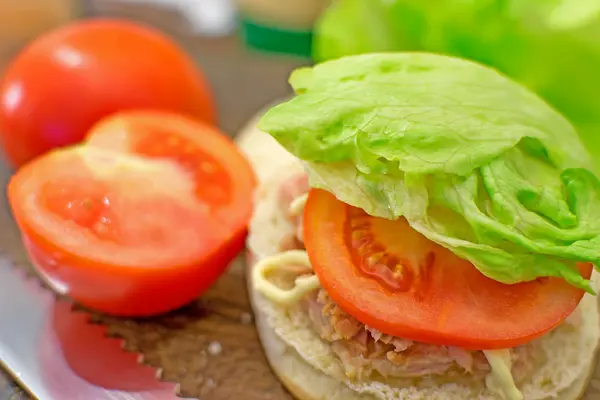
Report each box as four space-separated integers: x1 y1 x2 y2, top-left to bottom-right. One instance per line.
0 19 215 168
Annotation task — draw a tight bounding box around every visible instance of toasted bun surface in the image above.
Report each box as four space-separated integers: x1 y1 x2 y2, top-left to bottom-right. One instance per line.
237 116 600 400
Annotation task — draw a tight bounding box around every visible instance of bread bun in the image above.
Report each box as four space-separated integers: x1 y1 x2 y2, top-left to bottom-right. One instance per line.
238 114 600 400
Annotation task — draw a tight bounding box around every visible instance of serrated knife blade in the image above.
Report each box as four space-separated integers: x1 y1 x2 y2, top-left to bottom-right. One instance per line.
0 255 186 400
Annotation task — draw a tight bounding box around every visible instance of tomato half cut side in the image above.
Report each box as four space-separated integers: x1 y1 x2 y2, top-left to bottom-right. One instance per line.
303 189 591 350
8 113 256 316
86 111 255 222
86 111 258 293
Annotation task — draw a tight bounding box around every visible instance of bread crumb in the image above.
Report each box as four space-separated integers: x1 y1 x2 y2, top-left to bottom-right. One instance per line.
208 341 222 355
200 377 218 396
241 312 253 324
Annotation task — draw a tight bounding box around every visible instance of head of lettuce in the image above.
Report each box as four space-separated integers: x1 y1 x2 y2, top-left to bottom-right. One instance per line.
312 0 600 169
258 52 600 293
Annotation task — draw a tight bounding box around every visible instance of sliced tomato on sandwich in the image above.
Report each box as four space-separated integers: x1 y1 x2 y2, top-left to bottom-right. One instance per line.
303 189 591 350
8 111 256 316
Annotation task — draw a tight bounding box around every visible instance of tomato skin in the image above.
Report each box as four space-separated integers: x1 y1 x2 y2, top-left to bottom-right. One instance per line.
0 18 214 168
22 227 246 316
304 189 592 350
8 112 255 317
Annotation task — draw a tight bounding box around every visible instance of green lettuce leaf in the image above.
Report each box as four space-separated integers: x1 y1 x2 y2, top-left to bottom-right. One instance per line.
313 0 600 170
258 53 599 292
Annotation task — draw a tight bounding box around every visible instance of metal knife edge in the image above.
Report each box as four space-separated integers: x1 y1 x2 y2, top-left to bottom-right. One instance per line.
0 250 190 400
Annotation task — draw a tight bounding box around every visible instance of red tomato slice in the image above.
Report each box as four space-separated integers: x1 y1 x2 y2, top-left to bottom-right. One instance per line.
303 189 591 349
8 112 255 316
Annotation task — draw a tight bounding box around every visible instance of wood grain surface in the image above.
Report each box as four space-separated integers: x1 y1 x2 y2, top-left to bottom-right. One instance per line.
92 260 294 400
2 2 600 400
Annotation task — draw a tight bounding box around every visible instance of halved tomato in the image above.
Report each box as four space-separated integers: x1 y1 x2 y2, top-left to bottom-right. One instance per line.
303 189 591 349
8 111 256 316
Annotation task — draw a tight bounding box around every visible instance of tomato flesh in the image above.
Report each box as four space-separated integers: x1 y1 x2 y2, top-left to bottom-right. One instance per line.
8 112 256 316
134 131 231 205
42 180 115 240
87 113 233 206
304 189 591 349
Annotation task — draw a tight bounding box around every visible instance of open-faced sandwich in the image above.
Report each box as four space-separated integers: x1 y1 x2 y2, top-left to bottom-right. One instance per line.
238 53 600 400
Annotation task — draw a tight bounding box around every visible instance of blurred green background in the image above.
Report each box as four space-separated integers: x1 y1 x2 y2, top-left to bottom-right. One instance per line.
313 0 600 170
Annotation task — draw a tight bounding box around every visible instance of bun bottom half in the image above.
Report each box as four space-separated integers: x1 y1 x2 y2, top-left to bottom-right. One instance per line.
247 256 598 400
